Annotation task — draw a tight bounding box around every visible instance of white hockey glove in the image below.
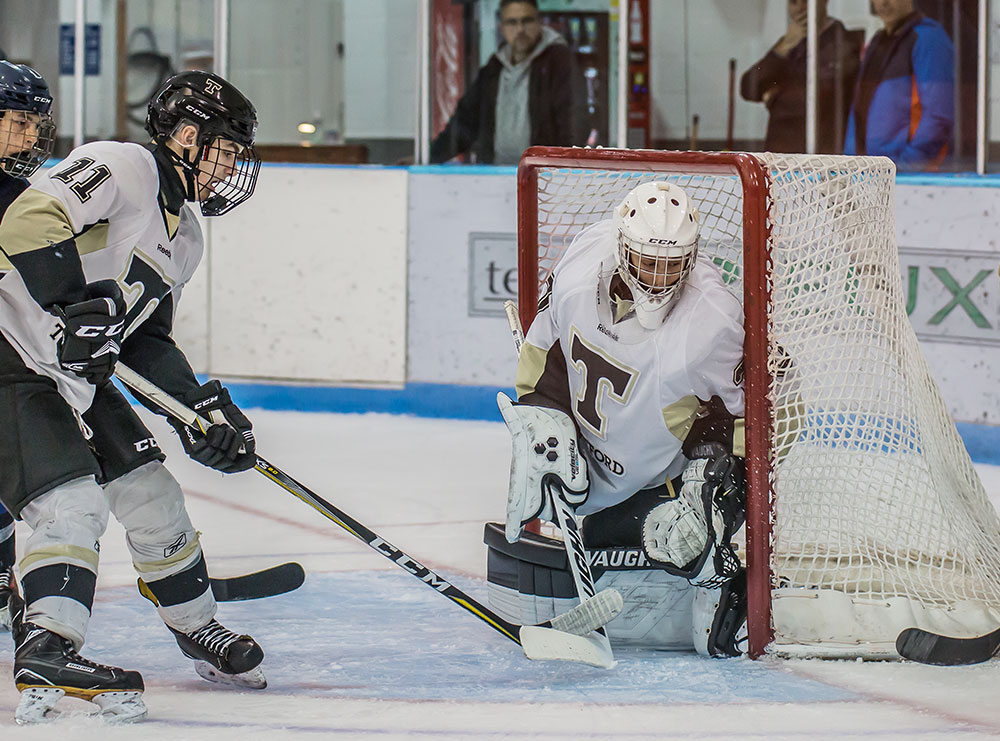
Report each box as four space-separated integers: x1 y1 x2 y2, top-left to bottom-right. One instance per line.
497 392 588 543
642 454 745 588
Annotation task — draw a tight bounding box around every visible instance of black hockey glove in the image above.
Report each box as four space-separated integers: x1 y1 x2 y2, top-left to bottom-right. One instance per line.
53 280 127 385
170 380 257 473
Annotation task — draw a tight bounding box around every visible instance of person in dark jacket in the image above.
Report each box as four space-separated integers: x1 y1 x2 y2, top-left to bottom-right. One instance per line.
845 0 954 170
740 0 861 154
430 0 577 164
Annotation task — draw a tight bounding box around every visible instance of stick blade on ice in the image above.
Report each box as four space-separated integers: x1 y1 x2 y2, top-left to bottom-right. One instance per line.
895 625 1000 666
519 626 616 669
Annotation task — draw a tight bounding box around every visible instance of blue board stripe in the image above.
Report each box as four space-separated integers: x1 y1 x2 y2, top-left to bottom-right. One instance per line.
126 379 1000 466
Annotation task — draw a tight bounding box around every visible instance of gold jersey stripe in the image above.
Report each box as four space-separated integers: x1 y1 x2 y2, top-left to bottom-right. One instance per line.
0 189 75 256
163 208 180 239
733 418 746 458
661 395 702 442
515 341 549 400
76 221 110 256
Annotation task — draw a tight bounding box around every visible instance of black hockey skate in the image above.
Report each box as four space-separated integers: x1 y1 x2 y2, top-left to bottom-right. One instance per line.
0 568 15 631
169 619 266 689
11 600 145 724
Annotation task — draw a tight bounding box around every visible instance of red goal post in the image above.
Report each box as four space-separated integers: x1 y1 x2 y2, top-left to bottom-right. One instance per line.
515 146 1000 660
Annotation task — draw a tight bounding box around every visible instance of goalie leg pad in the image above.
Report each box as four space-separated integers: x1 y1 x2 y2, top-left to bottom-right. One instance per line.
485 524 578 626
485 522 695 649
691 569 748 658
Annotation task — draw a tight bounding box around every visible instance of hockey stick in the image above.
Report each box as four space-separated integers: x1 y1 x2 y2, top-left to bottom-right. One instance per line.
502 300 616 668
209 562 305 602
114 364 622 668
896 625 1000 666
140 562 305 606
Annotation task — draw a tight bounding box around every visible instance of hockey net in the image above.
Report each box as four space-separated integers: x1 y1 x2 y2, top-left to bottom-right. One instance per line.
516 147 1000 659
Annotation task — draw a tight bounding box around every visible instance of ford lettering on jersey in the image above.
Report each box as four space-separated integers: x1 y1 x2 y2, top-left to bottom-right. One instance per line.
583 437 625 476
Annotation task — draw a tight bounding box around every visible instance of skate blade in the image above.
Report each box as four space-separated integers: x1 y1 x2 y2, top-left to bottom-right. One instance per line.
15 687 65 724
91 691 147 723
16 687 146 725
194 660 267 689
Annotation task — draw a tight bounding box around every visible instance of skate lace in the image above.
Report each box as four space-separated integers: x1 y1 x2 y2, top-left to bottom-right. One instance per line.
189 620 241 655
63 641 105 669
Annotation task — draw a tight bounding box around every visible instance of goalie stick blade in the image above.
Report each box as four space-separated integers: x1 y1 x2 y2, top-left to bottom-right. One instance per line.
896 625 1000 666
548 588 623 636
210 562 305 602
519 626 617 669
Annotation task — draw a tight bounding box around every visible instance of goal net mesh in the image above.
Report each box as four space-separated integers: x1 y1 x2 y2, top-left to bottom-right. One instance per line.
526 152 1000 655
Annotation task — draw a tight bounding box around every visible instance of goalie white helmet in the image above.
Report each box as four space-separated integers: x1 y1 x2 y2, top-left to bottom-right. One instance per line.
613 181 700 329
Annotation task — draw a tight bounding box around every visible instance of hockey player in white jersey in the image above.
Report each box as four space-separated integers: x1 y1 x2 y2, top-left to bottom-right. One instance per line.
0 60 56 633
487 181 748 657
0 71 264 723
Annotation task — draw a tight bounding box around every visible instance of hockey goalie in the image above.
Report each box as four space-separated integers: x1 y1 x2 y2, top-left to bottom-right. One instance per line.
486 181 749 657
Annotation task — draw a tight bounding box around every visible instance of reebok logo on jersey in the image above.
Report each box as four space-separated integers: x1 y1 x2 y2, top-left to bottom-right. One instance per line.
597 323 619 342
157 244 172 259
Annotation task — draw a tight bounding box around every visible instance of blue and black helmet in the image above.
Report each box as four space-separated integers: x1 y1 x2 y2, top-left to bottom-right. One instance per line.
0 60 55 178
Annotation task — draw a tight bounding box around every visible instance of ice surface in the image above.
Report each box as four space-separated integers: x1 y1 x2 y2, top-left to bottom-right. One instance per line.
1 408 999 738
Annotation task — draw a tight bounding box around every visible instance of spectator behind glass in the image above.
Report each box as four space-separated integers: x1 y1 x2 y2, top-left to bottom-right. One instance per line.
429 0 578 165
740 0 860 154
845 0 954 170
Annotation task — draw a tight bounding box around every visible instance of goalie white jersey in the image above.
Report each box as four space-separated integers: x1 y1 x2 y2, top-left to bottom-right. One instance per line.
0 140 203 412
516 220 745 515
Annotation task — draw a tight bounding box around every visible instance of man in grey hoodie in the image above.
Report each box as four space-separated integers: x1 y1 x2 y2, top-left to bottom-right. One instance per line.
430 0 579 164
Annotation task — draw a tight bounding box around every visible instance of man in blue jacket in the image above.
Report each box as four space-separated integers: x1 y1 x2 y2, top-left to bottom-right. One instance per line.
845 0 954 170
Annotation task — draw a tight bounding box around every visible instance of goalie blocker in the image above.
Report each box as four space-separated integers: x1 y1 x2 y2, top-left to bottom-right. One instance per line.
484 521 746 657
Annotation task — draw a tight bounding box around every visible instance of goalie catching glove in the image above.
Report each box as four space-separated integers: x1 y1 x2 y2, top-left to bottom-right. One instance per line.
169 380 257 473
642 450 745 588
497 393 588 543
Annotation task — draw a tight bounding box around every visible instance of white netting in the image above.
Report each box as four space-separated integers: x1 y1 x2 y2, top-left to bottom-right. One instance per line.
527 151 1000 656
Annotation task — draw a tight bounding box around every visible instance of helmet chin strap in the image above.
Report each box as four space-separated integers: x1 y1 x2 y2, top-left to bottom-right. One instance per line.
177 147 200 202
157 138 201 202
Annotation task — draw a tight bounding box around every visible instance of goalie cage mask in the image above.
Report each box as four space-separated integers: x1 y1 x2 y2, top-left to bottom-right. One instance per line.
613 181 700 329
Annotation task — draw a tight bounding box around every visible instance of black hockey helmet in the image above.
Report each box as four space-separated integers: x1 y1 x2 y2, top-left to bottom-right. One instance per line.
0 60 55 178
145 70 259 216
